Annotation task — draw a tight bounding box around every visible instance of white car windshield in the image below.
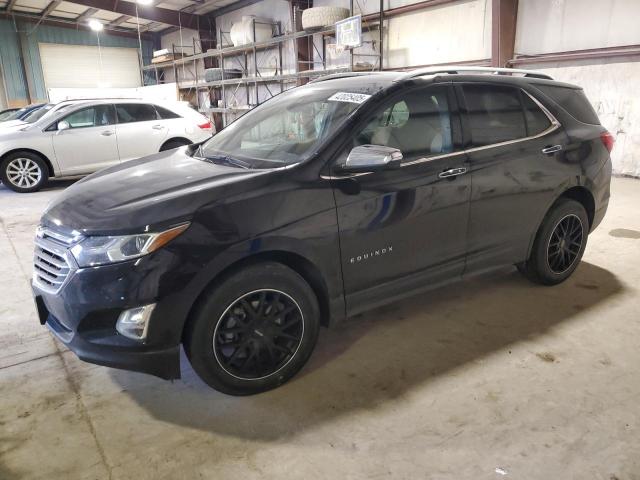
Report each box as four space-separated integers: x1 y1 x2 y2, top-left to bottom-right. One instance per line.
199 83 381 168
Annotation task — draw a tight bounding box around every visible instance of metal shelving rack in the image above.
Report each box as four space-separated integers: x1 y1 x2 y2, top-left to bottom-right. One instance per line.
143 4 383 127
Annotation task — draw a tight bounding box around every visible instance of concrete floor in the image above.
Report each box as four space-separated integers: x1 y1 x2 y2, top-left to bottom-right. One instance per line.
0 177 639 480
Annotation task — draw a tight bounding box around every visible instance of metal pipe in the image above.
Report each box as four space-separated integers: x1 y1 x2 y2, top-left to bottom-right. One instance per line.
509 45 640 65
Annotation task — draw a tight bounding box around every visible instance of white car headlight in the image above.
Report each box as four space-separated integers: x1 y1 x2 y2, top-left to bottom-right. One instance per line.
70 223 189 267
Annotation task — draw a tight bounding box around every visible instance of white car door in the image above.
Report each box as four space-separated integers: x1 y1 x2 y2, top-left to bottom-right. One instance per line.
114 103 169 162
51 105 120 175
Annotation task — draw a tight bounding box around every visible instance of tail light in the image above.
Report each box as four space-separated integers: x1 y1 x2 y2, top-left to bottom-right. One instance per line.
600 131 615 153
198 120 212 130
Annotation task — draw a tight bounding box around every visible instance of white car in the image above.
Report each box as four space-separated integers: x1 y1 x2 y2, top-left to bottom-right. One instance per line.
0 99 214 192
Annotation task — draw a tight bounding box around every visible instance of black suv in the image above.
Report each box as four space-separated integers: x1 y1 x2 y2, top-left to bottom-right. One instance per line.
32 67 613 395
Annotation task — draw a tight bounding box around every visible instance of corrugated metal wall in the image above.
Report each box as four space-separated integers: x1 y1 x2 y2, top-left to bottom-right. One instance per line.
0 19 153 106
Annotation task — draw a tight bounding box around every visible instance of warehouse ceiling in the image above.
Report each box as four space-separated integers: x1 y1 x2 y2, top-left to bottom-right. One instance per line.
0 0 242 34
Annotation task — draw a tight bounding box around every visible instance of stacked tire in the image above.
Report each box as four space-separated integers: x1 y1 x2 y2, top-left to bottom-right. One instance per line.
301 7 350 30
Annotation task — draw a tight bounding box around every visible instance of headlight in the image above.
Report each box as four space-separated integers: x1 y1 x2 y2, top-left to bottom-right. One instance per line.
70 223 189 267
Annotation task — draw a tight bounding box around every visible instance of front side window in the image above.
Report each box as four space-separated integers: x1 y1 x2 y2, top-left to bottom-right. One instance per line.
116 104 158 123
62 105 115 129
462 85 527 146
354 86 454 161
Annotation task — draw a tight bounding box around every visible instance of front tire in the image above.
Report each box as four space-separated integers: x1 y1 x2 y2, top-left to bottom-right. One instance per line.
518 198 589 285
184 262 320 395
0 152 49 193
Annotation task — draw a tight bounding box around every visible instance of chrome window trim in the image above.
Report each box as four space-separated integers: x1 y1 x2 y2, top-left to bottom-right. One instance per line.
322 88 560 179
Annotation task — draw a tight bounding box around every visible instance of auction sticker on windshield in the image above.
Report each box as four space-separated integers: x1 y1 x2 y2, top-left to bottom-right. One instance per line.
328 92 371 104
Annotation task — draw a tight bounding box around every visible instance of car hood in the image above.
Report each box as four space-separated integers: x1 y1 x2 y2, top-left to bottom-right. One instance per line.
42 147 269 235
0 120 27 130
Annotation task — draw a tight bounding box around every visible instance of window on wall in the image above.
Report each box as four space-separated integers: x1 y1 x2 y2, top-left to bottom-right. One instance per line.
462 85 527 146
355 86 454 160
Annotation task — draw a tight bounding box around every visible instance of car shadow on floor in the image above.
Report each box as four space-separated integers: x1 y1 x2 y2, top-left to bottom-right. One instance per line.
111 261 624 440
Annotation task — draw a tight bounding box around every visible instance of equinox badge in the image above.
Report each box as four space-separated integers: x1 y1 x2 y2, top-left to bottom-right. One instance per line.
350 246 393 264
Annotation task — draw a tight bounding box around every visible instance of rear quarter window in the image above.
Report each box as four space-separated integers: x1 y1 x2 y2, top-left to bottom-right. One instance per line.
155 106 181 119
535 85 600 125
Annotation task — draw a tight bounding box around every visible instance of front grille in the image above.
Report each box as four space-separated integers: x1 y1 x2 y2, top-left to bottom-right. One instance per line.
33 227 78 294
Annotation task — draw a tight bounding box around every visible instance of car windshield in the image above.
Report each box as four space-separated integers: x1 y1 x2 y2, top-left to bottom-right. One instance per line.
0 110 18 121
23 104 54 123
3 107 29 121
199 83 379 168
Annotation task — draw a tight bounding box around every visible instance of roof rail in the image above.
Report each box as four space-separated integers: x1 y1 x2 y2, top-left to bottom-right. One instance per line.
396 66 553 81
309 71 386 84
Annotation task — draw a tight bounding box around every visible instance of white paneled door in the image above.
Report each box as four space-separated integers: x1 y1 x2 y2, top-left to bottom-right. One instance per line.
39 43 141 89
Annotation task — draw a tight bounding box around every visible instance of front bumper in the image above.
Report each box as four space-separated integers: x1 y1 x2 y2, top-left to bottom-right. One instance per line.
32 253 187 380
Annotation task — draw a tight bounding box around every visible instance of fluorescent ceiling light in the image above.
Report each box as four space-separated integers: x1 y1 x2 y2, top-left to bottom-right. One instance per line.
88 19 103 31
137 0 153 5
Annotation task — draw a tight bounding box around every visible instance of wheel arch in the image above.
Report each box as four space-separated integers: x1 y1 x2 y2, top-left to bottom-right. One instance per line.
160 137 192 151
558 186 595 229
0 148 55 177
525 184 596 260
181 249 332 343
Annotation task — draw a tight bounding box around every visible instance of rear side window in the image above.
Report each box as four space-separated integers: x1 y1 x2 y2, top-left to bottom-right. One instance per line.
116 104 158 123
535 85 600 125
522 93 552 136
155 105 181 119
462 85 526 146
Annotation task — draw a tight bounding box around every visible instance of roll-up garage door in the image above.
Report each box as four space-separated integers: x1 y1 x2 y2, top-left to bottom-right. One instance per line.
39 43 141 89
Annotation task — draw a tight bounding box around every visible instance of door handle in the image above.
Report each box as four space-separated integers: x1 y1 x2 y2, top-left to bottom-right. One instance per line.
101 130 114 136
541 145 562 155
439 167 467 179
152 124 164 130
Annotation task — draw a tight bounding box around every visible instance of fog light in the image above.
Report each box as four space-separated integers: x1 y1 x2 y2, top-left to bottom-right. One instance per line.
116 304 156 341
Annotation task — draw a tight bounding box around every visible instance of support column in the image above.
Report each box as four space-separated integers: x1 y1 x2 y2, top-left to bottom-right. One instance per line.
491 0 518 68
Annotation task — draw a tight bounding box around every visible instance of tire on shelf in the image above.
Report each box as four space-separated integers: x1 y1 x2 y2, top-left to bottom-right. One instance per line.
204 68 243 83
301 7 350 30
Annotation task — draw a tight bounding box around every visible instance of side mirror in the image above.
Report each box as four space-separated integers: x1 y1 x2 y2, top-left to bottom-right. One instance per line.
335 144 403 174
57 120 70 132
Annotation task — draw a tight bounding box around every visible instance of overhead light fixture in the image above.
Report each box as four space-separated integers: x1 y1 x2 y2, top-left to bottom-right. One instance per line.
137 0 153 5
88 19 103 31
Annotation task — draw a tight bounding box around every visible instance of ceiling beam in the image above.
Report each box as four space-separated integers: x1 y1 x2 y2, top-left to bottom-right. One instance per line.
6 0 18 12
75 7 99 23
0 10 154 38
41 0 63 21
109 15 131 26
62 0 204 28
209 0 263 18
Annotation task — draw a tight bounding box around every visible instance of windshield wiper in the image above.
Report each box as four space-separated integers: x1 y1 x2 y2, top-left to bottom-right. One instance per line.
202 153 251 170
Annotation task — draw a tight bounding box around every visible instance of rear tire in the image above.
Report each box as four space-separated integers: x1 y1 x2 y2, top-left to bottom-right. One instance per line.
160 139 192 151
0 151 49 193
518 198 589 285
184 262 320 395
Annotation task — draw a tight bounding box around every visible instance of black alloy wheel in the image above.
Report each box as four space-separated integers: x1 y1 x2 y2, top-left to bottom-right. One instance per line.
214 289 304 380
517 198 589 285
546 214 584 274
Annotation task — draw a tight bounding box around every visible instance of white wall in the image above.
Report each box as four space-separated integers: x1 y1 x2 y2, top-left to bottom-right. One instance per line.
515 0 640 55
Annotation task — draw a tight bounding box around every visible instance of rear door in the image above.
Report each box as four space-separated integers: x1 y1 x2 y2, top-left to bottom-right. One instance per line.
331 84 471 314
458 83 569 273
50 104 119 175
114 103 169 162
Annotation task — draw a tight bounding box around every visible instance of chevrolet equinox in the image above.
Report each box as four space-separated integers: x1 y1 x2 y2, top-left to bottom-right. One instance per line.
32 67 613 395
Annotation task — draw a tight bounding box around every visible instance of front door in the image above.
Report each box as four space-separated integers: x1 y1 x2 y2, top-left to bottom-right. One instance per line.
51 104 119 175
331 84 471 315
